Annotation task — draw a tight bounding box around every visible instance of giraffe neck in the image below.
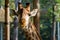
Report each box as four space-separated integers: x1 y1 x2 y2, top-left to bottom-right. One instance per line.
23 22 41 40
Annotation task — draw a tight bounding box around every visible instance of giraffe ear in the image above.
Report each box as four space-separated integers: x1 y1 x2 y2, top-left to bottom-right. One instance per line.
26 3 30 12
30 9 38 16
18 2 23 9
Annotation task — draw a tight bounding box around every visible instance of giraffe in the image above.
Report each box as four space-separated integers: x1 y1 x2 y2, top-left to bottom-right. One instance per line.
18 2 42 40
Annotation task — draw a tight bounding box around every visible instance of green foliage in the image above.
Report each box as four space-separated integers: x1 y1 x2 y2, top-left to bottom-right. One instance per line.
56 0 60 3
0 0 5 7
40 0 53 9
9 0 15 9
40 0 55 40
40 10 52 40
55 4 60 21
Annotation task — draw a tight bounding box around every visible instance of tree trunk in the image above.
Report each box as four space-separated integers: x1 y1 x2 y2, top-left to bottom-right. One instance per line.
33 0 40 34
58 22 60 40
13 0 19 40
52 15 56 40
0 24 3 40
13 16 18 40
4 0 10 40
53 5 56 40
33 0 42 40
15 0 22 11
51 5 56 40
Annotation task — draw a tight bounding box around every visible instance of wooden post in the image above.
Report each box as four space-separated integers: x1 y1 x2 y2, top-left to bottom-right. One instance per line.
4 0 10 40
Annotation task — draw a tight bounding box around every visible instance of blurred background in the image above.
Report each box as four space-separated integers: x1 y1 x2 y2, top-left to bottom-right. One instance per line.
0 0 60 40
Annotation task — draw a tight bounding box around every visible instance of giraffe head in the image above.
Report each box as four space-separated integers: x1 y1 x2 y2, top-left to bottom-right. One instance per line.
18 3 38 29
